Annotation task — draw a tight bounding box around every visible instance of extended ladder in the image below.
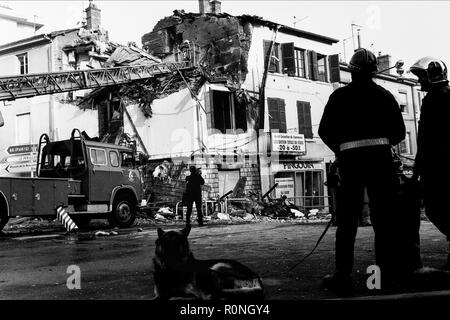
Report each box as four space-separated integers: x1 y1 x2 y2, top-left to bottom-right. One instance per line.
0 61 192 101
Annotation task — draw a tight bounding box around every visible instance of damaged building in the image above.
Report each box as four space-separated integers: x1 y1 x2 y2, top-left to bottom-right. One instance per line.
0 0 342 214
88 0 341 213
0 1 111 176
0 1 159 177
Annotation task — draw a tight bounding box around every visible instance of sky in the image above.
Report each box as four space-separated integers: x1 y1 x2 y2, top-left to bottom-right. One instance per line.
3 0 450 72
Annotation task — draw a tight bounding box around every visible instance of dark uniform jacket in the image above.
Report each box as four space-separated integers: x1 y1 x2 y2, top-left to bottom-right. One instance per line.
185 173 205 199
414 83 450 177
319 80 406 154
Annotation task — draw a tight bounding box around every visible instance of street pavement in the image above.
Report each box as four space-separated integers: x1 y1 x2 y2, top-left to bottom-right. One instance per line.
0 220 449 300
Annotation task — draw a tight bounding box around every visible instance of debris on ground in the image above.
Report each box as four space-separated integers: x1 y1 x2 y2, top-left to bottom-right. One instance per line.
95 231 110 237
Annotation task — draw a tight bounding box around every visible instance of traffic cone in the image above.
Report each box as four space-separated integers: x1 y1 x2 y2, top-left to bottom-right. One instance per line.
56 206 78 233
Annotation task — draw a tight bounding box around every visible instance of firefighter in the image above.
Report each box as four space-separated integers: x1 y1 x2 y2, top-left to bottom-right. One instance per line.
410 57 450 269
185 166 205 227
319 48 406 293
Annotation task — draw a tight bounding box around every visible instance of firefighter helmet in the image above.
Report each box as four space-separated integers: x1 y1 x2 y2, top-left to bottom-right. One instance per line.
348 48 378 75
409 57 448 84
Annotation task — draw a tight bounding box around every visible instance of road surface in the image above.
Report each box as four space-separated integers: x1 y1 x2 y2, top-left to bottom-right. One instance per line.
0 221 449 300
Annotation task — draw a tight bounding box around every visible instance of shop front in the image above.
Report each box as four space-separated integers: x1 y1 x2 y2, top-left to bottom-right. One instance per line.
271 160 328 213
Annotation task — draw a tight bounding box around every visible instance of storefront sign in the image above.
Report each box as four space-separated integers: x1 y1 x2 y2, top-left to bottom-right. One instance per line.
271 133 306 155
274 177 295 200
272 161 324 172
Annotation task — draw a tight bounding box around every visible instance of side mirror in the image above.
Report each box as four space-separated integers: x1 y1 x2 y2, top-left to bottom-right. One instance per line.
0 111 4 127
136 153 149 166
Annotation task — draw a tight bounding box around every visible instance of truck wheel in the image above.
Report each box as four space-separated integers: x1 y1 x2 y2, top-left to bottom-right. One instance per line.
71 216 91 229
0 199 9 232
0 215 9 232
109 197 136 228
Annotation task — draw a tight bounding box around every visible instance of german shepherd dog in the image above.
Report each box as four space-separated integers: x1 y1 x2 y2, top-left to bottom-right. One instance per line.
153 225 264 300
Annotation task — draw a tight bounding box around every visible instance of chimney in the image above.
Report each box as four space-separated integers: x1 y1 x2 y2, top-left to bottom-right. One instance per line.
211 0 222 14
85 0 101 30
377 54 391 74
199 0 211 14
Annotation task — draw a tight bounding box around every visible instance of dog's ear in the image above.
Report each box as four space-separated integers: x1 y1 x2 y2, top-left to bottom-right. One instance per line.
157 228 165 238
181 224 191 237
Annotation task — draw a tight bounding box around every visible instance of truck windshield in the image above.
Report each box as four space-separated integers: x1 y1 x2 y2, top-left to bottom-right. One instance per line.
39 140 86 178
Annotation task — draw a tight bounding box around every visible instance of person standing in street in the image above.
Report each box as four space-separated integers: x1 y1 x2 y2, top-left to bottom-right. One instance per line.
185 166 205 227
319 48 406 294
410 57 450 269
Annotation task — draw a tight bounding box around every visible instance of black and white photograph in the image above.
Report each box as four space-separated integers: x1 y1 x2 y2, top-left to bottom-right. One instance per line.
0 0 450 314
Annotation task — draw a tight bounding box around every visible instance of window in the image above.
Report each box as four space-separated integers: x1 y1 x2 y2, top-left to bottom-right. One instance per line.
109 151 119 167
209 90 247 133
267 98 286 133
399 132 412 155
89 148 107 166
294 48 306 78
297 101 313 138
278 43 340 82
399 90 408 113
17 53 28 74
274 170 324 211
16 113 30 144
263 41 281 73
317 54 327 82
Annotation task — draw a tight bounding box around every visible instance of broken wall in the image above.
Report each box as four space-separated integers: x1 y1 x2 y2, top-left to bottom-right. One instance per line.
123 88 198 159
142 12 253 86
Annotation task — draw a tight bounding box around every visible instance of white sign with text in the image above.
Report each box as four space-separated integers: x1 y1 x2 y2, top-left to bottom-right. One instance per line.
271 133 306 154
274 177 295 200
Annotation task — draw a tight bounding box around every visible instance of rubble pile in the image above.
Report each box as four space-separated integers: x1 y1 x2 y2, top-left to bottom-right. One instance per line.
142 10 253 85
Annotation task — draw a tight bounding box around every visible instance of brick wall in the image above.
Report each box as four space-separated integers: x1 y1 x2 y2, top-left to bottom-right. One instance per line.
240 163 261 196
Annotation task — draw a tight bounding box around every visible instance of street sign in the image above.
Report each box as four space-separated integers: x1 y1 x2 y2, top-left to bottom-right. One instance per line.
1 144 38 175
271 133 306 155
4 162 35 174
7 144 38 155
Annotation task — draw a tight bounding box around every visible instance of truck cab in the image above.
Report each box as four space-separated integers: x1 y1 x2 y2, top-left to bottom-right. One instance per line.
35 129 142 228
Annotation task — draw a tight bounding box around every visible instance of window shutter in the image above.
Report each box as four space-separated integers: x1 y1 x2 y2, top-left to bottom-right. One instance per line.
278 99 287 133
297 101 306 134
328 54 341 83
281 42 295 76
297 101 313 138
263 40 277 73
268 98 279 131
268 98 286 132
263 40 270 63
204 88 214 131
309 50 318 80
304 102 312 138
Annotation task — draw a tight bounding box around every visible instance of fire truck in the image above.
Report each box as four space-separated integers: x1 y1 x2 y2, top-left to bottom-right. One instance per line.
0 61 192 231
